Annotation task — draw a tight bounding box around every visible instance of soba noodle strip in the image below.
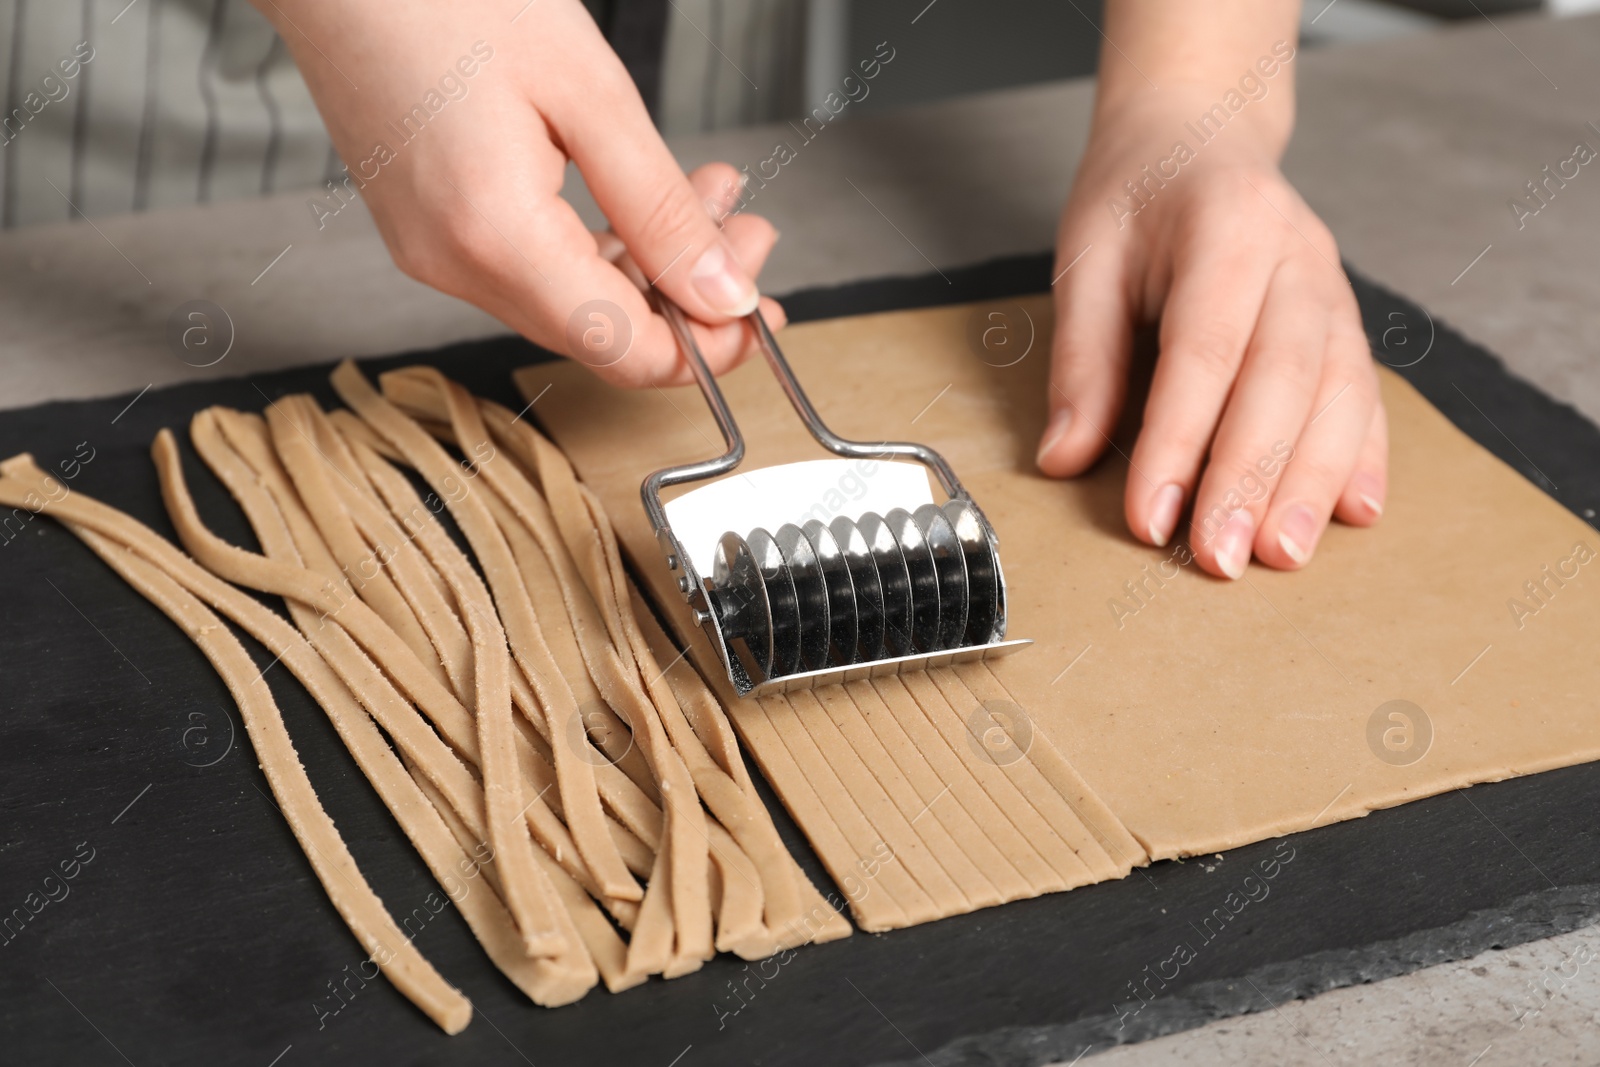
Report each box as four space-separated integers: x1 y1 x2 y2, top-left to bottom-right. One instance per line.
217 407 476 709
397 380 715 971
406 765 604 1001
187 412 490 845
0 469 476 1032
266 396 444 686
332 362 638 906
341 432 642 907
149 430 568 957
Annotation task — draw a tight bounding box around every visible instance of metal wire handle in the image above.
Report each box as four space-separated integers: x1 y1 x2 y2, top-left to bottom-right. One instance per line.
641 296 976 532
640 297 744 534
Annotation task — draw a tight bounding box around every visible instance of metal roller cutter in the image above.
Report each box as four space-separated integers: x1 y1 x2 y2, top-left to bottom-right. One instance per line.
642 299 1032 697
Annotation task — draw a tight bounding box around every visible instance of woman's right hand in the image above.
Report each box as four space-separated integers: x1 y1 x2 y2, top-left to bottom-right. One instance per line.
254 0 784 386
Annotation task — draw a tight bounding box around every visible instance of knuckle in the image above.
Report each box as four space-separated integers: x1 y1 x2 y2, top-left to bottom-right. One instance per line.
1150 417 1216 468
1172 324 1246 379
634 185 706 254
1216 450 1280 499
432 208 495 268
1289 449 1345 492
1259 343 1321 394
387 203 494 290
387 231 448 288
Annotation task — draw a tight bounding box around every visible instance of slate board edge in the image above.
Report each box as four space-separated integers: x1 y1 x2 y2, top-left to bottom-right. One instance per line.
874 882 1600 1067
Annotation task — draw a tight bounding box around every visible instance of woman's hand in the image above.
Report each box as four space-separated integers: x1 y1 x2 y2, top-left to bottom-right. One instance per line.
253 0 782 387
1040 8 1387 579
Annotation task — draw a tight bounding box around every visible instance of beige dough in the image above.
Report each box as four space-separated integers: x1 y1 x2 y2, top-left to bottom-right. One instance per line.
338 425 650 900
524 294 1600 928
2 354 864 1030
376 369 849 958
808 681 1004 910
151 423 571 958
333 364 639 915
368 367 708 968
166 421 619 990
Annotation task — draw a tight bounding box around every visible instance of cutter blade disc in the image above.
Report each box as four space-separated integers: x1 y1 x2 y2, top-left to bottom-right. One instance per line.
803 518 859 667
711 530 773 680
914 502 969 649
775 523 831 672
857 511 914 658
943 498 1002 644
885 507 941 653
747 527 801 680
829 515 885 663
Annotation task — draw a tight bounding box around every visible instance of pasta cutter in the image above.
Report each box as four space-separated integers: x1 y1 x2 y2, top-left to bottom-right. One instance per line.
642 299 1031 697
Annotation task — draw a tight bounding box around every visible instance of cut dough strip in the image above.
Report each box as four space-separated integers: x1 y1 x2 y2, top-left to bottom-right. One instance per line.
481 393 852 952
869 675 1054 891
385 371 852 956
211 407 656 930
761 691 932 928
7 358 874 1030
188 412 492 848
843 679 1018 906
429 372 648 904
0 459 474 1031
480 399 848 947
340 426 650 911
899 672 1087 888
811 682 1000 911
190 418 603 990
267 397 444 687
94 539 481 1028
376 369 719 974
332 362 640 910
788 687 967 917
49 443 595 1003
956 662 1149 873
931 667 1121 881
151 424 570 957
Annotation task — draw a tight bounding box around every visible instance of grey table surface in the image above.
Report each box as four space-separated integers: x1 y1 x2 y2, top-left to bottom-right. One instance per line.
2 11 1598 1066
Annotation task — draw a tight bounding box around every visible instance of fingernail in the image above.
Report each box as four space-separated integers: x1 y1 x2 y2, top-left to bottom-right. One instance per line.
1214 509 1255 580
1277 503 1318 565
1036 408 1073 468
690 242 759 316
1353 473 1384 517
1148 483 1184 548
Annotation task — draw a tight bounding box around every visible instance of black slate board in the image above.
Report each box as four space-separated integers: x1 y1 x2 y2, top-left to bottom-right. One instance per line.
1 255 1598 1067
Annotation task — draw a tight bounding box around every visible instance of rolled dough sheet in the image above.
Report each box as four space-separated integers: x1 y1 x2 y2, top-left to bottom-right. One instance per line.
523 296 1600 875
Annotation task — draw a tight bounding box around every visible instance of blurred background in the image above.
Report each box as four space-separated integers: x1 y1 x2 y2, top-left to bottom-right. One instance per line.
0 0 1588 229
